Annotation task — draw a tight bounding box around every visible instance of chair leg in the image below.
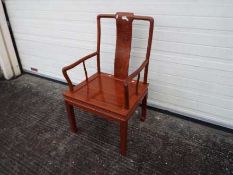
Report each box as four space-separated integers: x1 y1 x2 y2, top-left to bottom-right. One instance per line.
120 121 128 156
140 93 148 122
64 101 77 133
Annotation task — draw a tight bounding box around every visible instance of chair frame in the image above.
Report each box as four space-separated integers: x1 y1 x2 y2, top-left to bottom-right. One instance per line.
62 12 154 155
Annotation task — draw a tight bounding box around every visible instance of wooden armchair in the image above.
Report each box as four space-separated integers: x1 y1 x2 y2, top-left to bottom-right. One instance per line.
62 12 154 155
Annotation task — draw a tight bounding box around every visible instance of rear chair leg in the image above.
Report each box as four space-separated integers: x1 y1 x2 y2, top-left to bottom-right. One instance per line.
141 93 148 122
120 121 128 156
65 101 77 133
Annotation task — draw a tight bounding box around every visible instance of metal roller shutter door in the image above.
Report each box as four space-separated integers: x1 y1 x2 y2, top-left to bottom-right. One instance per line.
4 0 233 129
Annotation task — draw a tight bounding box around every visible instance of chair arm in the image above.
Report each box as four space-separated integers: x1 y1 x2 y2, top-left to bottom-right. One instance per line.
62 52 97 91
123 59 149 109
124 59 149 86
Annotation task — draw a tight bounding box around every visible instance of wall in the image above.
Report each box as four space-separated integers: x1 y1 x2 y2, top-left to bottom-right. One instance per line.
0 1 21 79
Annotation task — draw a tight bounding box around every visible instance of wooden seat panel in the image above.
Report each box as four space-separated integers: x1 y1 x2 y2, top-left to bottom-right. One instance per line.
64 72 148 118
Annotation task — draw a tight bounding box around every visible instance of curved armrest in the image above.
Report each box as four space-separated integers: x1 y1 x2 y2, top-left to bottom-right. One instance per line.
124 59 149 86
123 59 149 109
62 52 97 91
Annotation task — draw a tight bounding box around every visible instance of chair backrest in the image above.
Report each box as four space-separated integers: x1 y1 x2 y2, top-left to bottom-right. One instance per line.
97 12 154 80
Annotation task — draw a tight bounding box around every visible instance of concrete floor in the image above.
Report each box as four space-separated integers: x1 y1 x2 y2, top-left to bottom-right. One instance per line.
0 74 232 175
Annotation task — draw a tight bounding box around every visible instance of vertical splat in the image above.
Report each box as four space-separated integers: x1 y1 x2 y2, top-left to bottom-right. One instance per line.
114 12 134 79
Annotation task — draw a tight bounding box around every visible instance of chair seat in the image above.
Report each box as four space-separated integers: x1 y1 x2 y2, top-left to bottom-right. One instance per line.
63 72 148 121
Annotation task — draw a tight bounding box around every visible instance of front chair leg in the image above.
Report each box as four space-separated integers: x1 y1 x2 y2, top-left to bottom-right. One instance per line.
141 93 148 121
120 121 128 156
64 101 77 133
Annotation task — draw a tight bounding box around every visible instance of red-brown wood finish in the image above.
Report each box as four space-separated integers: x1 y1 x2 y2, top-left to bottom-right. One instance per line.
62 12 154 156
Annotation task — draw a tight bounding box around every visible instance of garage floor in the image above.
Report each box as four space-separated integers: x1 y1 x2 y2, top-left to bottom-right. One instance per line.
0 74 232 175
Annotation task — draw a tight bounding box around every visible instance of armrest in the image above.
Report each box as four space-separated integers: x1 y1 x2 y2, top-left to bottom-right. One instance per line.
123 59 149 109
62 52 97 91
124 59 149 86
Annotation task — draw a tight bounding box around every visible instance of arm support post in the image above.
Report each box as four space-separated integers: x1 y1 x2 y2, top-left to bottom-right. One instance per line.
123 59 149 109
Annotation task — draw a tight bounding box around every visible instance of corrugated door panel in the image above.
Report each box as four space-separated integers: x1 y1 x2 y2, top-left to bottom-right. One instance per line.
5 0 233 129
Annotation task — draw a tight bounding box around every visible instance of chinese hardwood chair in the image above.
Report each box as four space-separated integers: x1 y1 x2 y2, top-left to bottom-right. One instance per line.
62 12 154 155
